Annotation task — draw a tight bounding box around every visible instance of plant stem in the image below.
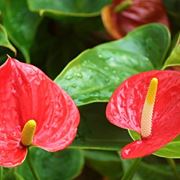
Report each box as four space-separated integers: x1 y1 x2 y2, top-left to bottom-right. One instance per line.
121 158 141 180
27 149 40 180
0 167 3 180
114 0 133 13
166 158 180 180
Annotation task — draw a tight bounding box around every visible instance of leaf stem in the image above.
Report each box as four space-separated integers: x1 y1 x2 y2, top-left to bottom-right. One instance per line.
0 167 3 180
27 149 40 180
166 158 180 180
121 158 141 180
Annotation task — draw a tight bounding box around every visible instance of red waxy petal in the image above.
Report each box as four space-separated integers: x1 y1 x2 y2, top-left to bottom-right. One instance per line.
0 57 79 166
33 88 80 151
106 70 180 158
0 59 28 167
0 142 27 167
12 57 80 151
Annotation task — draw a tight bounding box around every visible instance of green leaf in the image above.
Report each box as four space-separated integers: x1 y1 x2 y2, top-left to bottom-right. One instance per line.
56 49 153 106
1 0 41 62
18 148 84 180
137 163 177 180
71 103 131 150
30 16 103 79
163 33 180 69
55 24 170 106
4 171 24 180
100 23 170 69
0 24 16 55
27 0 111 17
121 158 178 180
154 137 180 158
54 24 170 151
85 150 123 179
85 150 176 180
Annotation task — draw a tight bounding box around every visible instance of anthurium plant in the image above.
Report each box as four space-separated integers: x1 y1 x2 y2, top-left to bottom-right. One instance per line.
0 0 179 179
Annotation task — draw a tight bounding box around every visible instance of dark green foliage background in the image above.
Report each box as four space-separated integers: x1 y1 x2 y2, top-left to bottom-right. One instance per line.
0 0 179 179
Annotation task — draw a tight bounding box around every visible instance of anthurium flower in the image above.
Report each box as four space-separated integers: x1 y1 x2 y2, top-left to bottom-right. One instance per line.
101 0 170 39
106 70 180 158
0 57 80 167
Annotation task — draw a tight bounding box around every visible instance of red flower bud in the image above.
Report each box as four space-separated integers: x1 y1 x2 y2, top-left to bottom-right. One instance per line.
102 0 170 39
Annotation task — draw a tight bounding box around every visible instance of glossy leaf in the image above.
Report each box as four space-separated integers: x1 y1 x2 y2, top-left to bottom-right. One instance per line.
55 24 170 106
163 34 180 69
1 0 41 62
100 23 170 69
56 49 152 106
155 138 180 158
71 103 131 150
18 148 84 180
0 24 16 55
27 0 111 17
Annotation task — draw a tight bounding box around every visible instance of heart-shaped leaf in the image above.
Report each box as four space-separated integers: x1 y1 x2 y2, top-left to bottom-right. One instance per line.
55 24 170 106
101 23 170 69
18 148 84 180
154 137 180 158
27 0 111 17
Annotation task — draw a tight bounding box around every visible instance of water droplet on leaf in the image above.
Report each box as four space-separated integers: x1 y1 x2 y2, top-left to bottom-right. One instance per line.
75 73 82 78
66 75 73 80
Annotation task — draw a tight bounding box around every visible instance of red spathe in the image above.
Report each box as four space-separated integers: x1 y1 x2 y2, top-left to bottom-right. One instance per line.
0 57 80 167
106 70 180 158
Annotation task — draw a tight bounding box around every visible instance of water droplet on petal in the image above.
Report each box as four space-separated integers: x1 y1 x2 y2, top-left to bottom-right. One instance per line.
45 124 49 129
124 148 131 155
